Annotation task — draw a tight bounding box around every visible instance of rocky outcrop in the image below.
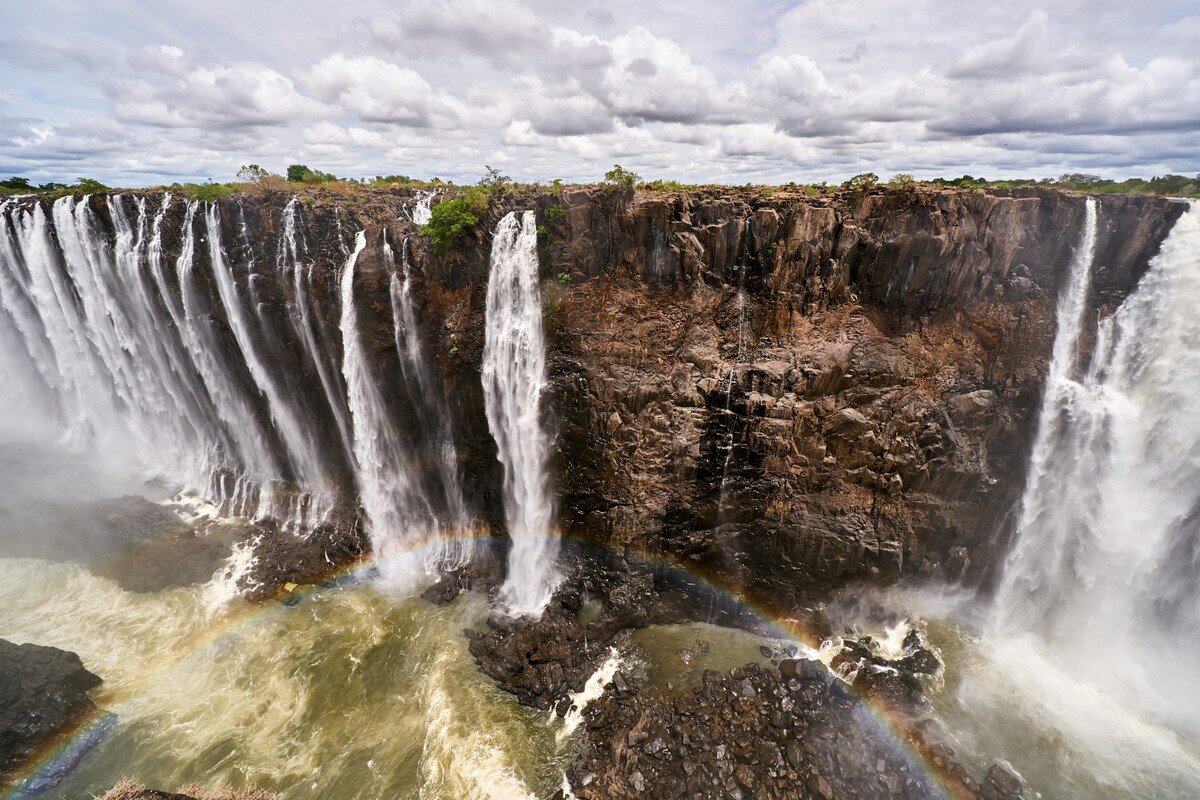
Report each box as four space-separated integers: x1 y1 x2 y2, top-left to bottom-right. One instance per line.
0 639 101 779
98 778 275 800
556 656 1024 800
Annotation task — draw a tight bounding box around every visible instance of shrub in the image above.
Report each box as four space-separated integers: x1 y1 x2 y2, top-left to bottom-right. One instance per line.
556 271 572 284
182 182 238 202
543 204 566 224
422 187 488 254
889 173 916 189
237 164 287 191
604 164 641 189
74 177 110 193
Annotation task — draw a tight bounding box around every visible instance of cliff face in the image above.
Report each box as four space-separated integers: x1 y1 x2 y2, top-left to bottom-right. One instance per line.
425 187 1181 607
5 186 1180 607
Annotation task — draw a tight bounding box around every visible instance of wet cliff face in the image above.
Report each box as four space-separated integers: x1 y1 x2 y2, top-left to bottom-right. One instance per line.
6 186 1179 608
429 186 1181 609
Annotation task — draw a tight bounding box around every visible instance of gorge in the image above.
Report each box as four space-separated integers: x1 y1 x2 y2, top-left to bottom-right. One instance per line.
0 183 1196 800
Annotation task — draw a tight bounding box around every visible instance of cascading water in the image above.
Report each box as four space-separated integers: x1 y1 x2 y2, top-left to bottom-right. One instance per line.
278 199 357 468
408 190 436 226
0 195 360 534
716 228 750 526
386 234 473 569
482 211 559 616
994 198 1200 735
339 230 447 588
203 203 336 533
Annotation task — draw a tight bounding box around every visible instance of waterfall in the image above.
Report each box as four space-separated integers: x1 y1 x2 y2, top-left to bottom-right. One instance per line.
716 232 750 525
339 230 442 588
993 198 1200 734
278 199 356 466
0 195 351 530
203 203 335 533
386 235 473 568
482 211 559 616
408 190 436 226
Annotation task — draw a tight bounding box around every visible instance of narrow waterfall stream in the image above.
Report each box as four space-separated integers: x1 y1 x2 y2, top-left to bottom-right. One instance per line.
482 211 559 617
386 235 473 570
339 231 440 589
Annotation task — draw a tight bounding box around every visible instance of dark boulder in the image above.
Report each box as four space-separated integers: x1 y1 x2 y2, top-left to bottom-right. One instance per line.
0 639 101 778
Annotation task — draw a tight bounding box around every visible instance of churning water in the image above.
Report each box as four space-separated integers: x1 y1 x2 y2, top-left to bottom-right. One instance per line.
994 200 1200 734
0 560 568 799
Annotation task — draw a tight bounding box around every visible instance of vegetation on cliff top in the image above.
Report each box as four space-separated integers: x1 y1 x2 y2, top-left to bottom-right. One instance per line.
3 163 1197 201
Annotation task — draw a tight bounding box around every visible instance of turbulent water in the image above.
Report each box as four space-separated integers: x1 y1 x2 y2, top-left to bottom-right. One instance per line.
0 560 567 799
994 199 1200 734
482 211 558 616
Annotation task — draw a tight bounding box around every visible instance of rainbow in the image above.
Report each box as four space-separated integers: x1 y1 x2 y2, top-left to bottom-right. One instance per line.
2 528 971 799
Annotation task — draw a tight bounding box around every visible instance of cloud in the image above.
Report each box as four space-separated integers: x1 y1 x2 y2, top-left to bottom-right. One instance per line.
306 55 453 127
0 0 1197 186
112 63 326 128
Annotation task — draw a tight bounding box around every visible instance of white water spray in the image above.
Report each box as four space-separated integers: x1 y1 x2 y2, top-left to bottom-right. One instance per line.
340 230 441 589
387 235 473 569
482 211 559 616
994 199 1200 734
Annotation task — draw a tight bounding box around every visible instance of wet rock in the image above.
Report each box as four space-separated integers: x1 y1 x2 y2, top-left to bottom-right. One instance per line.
242 515 368 602
0 639 101 778
93 529 228 592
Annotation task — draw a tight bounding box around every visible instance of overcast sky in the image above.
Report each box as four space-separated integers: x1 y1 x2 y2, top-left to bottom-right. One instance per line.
2 0 1198 186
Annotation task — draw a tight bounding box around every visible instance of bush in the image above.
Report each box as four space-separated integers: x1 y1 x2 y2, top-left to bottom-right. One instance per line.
604 164 641 189
889 173 916 189
843 172 879 191
422 187 487 254
181 182 238 202
236 164 287 191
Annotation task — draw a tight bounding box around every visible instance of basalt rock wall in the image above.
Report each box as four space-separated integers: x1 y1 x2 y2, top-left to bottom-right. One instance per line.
8 186 1180 609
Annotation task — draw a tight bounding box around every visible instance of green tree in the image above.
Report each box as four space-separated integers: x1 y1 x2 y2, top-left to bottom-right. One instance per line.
603 164 641 189
844 172 879 190
889 173 916 189
479 165 511 190
75 177 109 193
422 188 488 255
0 177 32 191
286 164 337 183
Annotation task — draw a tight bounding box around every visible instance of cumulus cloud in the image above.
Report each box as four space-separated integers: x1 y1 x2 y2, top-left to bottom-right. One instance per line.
306 55 453 127
112 63 326 128
0 0 1197 186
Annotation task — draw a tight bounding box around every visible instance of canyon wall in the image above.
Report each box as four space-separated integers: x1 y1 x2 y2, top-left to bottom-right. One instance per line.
3 186 1180 609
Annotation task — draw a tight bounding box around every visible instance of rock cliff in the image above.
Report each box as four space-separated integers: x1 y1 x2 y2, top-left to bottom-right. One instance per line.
4 186 1179 609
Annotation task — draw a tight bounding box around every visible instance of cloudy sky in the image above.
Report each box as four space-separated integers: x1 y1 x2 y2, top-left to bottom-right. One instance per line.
2 0 1198 187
